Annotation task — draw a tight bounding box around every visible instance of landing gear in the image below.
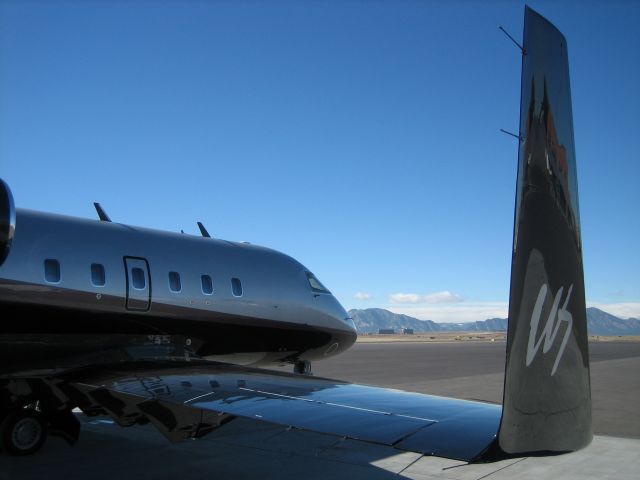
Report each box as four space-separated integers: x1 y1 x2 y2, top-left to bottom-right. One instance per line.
293 360 312 375
0 409 48 456
0 378 81 456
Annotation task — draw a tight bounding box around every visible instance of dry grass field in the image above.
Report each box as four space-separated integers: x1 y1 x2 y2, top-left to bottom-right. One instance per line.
356 333 640 343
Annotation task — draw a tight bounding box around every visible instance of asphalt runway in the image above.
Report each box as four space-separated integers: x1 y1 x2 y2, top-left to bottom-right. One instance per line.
275 340 640 439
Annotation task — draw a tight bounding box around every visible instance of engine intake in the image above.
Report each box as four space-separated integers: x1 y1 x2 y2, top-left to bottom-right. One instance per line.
0 179 15 266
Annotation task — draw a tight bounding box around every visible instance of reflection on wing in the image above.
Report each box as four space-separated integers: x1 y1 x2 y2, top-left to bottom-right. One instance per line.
63 361 501 461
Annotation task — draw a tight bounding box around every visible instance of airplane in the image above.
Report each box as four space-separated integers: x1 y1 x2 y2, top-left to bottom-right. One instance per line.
0 6 592 462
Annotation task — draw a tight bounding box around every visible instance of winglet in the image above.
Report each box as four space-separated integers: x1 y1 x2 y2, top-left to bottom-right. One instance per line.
93 203 112 222
497 6 592 456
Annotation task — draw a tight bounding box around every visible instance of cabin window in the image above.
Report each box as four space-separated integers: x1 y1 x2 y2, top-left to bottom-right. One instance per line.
231 277 243 297
169 271 182 292
44 259 60 283
91 263 106 287
201 275 213 295
131 267 146 289
306 271 330 293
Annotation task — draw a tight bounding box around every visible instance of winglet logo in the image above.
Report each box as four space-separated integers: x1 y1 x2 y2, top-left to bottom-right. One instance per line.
526 283 574 376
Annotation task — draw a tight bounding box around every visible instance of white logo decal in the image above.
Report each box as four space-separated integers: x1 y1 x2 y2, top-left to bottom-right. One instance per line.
526 283 573 376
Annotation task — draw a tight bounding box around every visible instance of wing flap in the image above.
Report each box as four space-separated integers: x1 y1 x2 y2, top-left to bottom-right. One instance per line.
63 361 500 461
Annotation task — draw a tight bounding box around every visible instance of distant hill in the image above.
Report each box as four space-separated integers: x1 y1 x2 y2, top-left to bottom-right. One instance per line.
348 308 441 333
348 308 508 334
348 307 640 336
586 308 640 335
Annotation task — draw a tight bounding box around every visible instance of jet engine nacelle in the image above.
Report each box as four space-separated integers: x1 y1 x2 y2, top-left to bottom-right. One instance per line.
0 179 15 266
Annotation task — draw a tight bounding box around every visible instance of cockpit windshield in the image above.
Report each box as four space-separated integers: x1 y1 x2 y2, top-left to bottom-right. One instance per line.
306 271 330 294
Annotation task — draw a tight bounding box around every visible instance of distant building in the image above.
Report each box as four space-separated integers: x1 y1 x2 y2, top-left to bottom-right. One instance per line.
402 328 414 335
378 328 396 335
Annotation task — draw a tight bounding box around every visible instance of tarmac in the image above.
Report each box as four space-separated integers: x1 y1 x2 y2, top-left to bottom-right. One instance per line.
1 340 639 479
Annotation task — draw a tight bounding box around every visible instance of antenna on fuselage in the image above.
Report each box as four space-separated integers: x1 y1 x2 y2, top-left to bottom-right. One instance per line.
197 221 212 238
93 203 112 222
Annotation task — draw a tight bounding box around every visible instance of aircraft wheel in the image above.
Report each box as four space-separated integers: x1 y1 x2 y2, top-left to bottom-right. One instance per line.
0 409 48 455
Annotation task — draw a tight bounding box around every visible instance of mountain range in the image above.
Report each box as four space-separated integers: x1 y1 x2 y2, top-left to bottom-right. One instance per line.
348 307 640 336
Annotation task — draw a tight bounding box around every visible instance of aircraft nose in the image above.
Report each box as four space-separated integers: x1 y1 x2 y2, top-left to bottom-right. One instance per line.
330 300 357 351
344 316 358 346
328 296 356 333
344 315 357 335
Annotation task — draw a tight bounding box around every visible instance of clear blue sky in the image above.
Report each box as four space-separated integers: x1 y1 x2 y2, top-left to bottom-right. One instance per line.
1 1 638 321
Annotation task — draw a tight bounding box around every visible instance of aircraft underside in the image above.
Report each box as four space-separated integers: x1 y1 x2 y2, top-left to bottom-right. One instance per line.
0 297 353 373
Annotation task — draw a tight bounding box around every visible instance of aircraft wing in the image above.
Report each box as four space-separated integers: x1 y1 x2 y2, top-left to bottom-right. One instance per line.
58 361 501 462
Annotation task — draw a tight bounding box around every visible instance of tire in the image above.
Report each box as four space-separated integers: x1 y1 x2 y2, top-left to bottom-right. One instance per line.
0 409 48 455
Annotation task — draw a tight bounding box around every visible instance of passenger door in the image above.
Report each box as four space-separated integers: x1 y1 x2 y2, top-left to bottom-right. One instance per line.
124 257 151 311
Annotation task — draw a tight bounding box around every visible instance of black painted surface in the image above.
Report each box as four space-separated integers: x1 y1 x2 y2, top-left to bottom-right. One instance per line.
499 7 592 454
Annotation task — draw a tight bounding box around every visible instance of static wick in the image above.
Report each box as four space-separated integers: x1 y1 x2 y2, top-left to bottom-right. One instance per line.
499 26 526 55
500 129 524 142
